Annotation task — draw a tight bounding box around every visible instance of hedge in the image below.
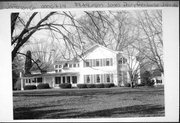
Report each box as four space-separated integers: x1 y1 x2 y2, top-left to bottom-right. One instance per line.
24 85 37 90
37 83 50 89
95 83 104 88
124 83 131 87
77 84 87 88
104 83 114 88
86 84 95 88
59 83 72 89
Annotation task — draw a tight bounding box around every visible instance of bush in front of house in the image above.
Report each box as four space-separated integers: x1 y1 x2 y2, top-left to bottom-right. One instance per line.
95 83 104 88
59 83 72 89
146 80 155 87
77 84 87 88
86 84 96 88
109 83 115 87
37 83 50 89
14 79 21 90
24 85 37 90
124 83 131 87
104 83 114 88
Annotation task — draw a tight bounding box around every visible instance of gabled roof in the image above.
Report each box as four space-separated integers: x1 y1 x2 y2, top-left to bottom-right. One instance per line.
82 44 120 58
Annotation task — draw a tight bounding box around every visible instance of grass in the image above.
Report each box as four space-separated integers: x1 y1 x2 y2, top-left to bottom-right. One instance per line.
13 86 164 119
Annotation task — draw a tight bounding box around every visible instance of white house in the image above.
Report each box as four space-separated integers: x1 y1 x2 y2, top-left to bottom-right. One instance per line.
20 44 141 90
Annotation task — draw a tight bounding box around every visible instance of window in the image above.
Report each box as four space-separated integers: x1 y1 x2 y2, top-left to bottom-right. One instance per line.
55 77 61 84
106 59 110 66
59 69 61 72
63 76 65 83
77 64 79 67
96 60 100 66
72 76 77 83
107 74 110 82
55 65 58 68
59 65 62 68
67 76 70 83
85 61 90 67
118 57 127 64
55 70 58 73
86 75 90 83
73 64 76 67
37 77 42 83
63 63 68 67
97 75 100 83
69 64 72 68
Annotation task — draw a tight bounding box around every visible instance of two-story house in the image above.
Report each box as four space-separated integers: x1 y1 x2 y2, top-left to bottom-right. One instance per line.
20 44 141 90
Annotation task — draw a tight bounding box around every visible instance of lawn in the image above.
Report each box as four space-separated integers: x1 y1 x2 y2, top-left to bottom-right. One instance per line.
13 86 164 119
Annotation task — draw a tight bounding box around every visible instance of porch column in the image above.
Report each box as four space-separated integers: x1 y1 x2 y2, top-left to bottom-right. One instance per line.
52 77 55 87
21 79 24 90
61 76 63 84
70 76 72 84
35 78 38 87
65 76 67 83
20 72 24 90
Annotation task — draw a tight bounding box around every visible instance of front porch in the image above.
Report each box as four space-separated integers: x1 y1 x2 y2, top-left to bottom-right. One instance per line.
21 72 79 90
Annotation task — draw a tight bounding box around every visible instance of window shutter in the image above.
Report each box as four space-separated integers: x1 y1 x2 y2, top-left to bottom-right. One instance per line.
100 74 103 83
111 74 113 82
83 60 85 67
103 59 105 66
92 59 94 67
84 75 86 83
110 58 113 66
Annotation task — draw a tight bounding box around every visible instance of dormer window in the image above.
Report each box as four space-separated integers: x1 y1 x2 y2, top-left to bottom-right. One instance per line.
63 63 68 67
55 65 58 68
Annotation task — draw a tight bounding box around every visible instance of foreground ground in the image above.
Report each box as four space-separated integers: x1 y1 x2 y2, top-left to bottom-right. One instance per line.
13 86 164 119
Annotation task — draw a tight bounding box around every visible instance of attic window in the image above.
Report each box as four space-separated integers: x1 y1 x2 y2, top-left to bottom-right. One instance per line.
118 57 127 64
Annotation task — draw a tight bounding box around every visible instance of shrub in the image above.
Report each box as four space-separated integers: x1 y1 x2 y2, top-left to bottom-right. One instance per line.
137 83 145 87
95 83 104 88
124 83 131 87
104 83 112 88
77 84 87 88
109 83 115 87
86 84 95 88
14 79 21 90
147 80 154 86
37 83 50 89
24 85 37 90
59 83 72 89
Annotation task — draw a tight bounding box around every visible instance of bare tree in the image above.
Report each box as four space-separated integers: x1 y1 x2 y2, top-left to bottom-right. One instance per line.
133 10 163 81
11 12 57 61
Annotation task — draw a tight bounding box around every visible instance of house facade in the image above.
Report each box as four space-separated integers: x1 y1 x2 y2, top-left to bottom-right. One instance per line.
20 44 141 90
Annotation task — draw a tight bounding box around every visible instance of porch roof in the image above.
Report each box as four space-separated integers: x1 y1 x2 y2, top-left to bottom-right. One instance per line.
22 72 79 78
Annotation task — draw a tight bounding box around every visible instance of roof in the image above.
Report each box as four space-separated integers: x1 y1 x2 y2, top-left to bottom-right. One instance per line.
81 44 120 57
54 57 79 65
30 63 54 73
22 72 79 78
54 44 120 64
151 69 162 77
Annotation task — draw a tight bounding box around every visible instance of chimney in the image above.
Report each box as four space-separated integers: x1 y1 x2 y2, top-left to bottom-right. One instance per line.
50 49 55 64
